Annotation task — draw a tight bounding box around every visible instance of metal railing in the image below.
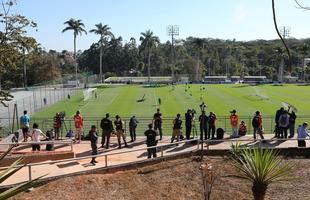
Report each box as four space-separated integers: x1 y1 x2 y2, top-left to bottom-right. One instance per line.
1 137 310 186
1 115 308 139
0 140 74 152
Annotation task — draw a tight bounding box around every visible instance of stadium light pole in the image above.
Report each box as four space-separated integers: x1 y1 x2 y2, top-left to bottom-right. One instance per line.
278 26 291 82
167 25 179 82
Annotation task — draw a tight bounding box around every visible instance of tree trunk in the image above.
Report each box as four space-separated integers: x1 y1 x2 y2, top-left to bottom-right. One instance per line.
100 38 103 83
74 34 78 87
252 183 267 200
148 47 151 83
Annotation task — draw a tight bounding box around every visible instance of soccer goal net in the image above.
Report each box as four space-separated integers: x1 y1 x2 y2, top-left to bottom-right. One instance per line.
83 88 97 101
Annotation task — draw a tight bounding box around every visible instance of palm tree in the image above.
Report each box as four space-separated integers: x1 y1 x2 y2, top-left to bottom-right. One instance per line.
90 23 113 83
0 146 45 199
139 30 160 83
229 147 293 200
62 18 87 86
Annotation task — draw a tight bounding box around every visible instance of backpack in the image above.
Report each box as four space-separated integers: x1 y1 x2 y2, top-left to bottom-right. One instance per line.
279 114 288 127
252 116 260 128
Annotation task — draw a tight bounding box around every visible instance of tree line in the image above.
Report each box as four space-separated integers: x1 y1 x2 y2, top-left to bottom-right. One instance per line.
1 1 310 91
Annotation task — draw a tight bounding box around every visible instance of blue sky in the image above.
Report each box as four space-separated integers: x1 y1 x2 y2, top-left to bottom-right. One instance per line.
12 0 310 51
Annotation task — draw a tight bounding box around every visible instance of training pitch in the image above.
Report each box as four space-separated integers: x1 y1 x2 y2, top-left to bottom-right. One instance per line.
33 84 310 119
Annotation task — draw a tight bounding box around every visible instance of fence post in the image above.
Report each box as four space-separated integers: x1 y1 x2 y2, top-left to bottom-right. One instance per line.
28 165 32 181
29 96 34 112
105 155 108 167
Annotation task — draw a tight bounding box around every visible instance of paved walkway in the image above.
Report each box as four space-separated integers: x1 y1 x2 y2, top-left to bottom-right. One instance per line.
0 134 308 187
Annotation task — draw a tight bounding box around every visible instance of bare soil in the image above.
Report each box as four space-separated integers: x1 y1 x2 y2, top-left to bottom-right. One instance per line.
11 157 310 200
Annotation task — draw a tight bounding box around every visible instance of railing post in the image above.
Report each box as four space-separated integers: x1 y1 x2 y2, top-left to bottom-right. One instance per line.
197 139 200 150
105 155 108 167
70 140 73 152
160 146 164 157
248 116 251 134
28 165 32 181
224 116 227 132
206 140 210 151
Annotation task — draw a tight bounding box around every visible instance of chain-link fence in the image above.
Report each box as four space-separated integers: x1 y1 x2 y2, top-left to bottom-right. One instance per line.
1 115 308 139
0 86 81 134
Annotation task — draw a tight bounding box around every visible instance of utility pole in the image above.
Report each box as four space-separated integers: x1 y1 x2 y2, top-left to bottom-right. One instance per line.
167 25 179 82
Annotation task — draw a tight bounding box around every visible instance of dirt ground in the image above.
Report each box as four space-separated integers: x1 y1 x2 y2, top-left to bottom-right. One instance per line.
10 156 310 200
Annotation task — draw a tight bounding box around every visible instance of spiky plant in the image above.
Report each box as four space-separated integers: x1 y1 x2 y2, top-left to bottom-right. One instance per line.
229 147 293 200
0 146 44 200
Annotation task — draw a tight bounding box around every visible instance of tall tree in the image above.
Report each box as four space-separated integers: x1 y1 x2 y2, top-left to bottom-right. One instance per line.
192 38 205 81
62 18 87 85
139 30 160 83
89 23 113 83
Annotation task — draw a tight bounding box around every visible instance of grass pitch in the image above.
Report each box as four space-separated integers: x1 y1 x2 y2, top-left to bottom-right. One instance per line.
33 84 310 119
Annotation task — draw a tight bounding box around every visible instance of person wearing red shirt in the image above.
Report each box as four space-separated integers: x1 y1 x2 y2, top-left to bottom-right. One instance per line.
73 110 84 143
230 109 239 138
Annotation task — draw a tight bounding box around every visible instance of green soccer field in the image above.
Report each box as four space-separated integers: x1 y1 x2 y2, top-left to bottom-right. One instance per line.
31 84 310 135
33 84 310 119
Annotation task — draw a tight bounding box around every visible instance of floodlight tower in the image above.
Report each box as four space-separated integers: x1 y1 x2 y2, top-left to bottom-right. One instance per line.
167 25 179 82
278 26 291 82
280 26 291 39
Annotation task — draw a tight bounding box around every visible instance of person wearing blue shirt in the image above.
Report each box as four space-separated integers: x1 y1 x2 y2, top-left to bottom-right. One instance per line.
20 110 30 142
297 122 309 147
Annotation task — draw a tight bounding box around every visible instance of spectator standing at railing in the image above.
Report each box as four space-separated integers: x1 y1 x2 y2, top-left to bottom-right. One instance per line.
185 109 193 140
129 115 139 142
89 125 98 165
297 122 309 147
114 115 128 149
144 123 158 158
274 107 284 138
20 110 30 142
171 114 182 144
153 108 163 140
100 113 114 149
73 111 84 144
278 110 289 139
288 110 297 138
199 111 209 140
252 111 264 140
30 123 47 151
208 112 217 139
53 113 62 140
230 110 239 138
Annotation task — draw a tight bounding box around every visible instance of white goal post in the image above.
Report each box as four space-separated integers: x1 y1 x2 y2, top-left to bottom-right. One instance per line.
83 88 97 101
